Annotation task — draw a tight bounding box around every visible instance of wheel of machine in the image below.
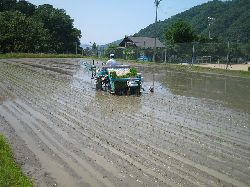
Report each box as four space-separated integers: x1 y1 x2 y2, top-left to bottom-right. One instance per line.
96 77 102 90
136 84 141 96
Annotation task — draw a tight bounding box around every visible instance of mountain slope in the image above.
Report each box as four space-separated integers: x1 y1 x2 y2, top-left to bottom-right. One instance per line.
134 0 250 43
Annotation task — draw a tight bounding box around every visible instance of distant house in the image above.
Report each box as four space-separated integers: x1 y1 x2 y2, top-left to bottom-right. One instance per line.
119 36 165 49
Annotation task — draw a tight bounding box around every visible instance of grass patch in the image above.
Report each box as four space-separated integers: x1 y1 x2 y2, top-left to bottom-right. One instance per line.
0 135 33 187
0 53 83 59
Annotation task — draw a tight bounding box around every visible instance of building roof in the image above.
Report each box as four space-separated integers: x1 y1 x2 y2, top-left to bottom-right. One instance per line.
119 36 165 48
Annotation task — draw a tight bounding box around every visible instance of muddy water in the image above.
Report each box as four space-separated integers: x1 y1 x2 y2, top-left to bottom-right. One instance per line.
0 59 250 187
164 71 250 113
138 66 250 113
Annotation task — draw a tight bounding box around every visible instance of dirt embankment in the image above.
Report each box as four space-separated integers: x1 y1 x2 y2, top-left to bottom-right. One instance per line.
0 58 250 187
196 63 250 71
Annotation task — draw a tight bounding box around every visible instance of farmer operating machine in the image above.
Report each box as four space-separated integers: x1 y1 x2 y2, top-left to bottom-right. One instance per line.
92 63 142 95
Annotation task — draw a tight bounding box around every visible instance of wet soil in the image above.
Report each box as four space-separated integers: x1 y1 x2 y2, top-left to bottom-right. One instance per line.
0 58 249 187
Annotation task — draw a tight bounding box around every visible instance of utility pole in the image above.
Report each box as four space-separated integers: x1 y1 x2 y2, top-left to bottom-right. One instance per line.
75 42 78 55
208 17 215 39
153 0 162 62
191 43 195 65
164 48 167 63
226 41 230 69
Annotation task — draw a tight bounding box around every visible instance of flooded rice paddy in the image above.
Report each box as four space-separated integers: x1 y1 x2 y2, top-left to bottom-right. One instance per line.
0 58 249 187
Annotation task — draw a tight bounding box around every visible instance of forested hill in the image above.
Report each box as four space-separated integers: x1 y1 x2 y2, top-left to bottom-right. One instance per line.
0 0 81 53
134 0 250 43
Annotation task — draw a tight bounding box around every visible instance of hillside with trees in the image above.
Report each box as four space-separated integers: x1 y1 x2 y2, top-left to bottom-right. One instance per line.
134 0 250 43
0 0 81 53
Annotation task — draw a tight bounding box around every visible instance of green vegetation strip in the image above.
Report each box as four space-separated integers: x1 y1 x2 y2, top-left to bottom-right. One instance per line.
0 135 33 187
110 67 138 78
0 53 83 59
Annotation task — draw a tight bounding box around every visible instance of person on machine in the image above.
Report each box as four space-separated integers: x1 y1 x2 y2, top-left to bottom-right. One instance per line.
106 53 117 66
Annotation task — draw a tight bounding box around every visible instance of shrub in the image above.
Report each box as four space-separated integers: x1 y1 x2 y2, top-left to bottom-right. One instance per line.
129 67 137 77
110 71 117 78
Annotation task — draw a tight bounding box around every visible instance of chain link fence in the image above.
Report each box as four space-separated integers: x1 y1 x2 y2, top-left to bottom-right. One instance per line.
90 42 250 64
165 42 250 64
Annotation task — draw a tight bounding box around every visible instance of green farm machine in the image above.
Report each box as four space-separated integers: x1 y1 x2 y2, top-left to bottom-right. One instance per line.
93 64 142 96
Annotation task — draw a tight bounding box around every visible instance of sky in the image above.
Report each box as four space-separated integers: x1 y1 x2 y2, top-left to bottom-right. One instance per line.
29 0 211 45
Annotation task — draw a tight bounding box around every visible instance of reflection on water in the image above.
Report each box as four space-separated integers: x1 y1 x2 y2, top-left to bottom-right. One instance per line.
159 70 250 113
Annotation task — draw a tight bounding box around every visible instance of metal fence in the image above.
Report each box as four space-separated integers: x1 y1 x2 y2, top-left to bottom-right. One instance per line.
89 42 250 64
164 42 250 64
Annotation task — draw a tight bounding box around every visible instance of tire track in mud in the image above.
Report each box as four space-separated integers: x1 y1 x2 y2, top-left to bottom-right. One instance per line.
0 60 248 186
0 59 250 186
1 60 250 169
49 87 249 164
50 105 194 186
46 95 219 186
0 101 115 187
0 61 122 186
47 88 250 186
0 61 184 186
38 89 221 186
47 90 249 186
51 81 250 186
25 91 178 186
0 105 83 187
23 84 250 186
0 60 144 186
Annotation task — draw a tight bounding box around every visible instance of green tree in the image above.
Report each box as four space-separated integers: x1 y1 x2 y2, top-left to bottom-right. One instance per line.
92 42 97 51
165 20 196 44
136 0 250 43
0 11 50 53
105 44 124 59
33 4 81 53
0 0 17 12
92 42 98 56
15 0 36 16
0 1 82 54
